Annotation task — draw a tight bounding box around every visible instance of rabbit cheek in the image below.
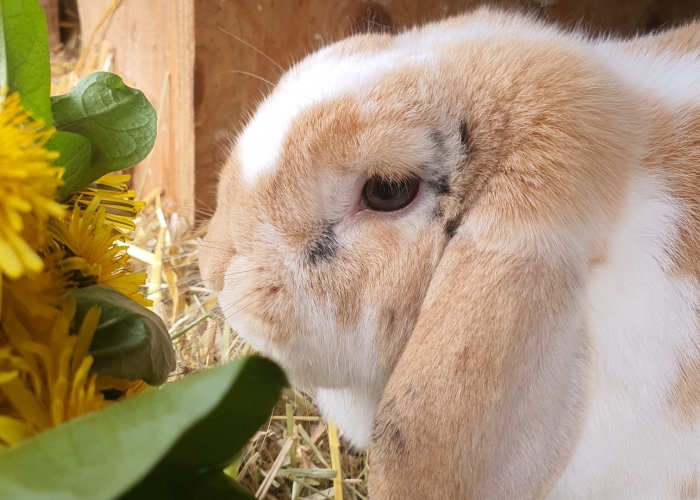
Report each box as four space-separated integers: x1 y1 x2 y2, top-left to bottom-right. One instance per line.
367 227 445 377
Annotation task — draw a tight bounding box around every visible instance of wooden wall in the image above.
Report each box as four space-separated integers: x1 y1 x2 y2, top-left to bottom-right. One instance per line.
76 0 195 219
39 0 61 50
69 0 700 217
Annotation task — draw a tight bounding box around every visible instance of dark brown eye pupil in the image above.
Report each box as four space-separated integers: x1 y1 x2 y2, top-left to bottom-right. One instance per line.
362 176 420 212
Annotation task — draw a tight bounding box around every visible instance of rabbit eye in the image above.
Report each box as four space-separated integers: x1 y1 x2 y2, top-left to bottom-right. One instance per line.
362 176 419 212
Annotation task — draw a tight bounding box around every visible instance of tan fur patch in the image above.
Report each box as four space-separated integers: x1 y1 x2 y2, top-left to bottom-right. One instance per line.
669 345 700 427
628 33 700 428
680 474 700 499
369 13 642 497
636 92 700 291
622 24 700 271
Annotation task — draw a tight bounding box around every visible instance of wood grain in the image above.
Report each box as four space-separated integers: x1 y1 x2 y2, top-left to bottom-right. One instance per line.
76 0 195 219
170 0 196 221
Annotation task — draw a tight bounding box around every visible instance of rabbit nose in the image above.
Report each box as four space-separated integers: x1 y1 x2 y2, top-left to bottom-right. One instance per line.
198 238 236 293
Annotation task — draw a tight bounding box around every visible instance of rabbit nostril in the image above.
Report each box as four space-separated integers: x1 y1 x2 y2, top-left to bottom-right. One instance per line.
200 264 225 292
198 244 236 293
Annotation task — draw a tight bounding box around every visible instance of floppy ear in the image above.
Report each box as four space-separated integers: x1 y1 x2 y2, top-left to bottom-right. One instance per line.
368 228 592 499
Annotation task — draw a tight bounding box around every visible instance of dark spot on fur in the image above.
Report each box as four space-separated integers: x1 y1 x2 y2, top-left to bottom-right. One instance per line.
308 224 337 264
429 175 451 196
371 397 396 444
445 217 461 238
402 385 417 399
459 120 471 155
371 397 407 456
433 205 444 219
430 130 447 158
386 309 396 330
390 427 404 448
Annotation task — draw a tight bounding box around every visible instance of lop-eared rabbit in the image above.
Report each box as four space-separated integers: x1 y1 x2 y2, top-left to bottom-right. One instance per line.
200 8 700 499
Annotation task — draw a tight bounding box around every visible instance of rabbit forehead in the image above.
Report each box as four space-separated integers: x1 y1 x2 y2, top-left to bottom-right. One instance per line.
234 8 564 188
236 48 430 186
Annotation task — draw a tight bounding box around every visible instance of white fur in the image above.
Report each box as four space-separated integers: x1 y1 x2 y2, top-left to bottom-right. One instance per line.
549 173 700 499
219 264 384 448
546 38 700 498
315 387 380 449
597 42 700 107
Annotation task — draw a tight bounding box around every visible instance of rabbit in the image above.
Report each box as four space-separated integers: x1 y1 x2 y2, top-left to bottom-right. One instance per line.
199 7 700 499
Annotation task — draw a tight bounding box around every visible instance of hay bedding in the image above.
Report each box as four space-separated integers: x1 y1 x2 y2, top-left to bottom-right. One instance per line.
49 4 369 499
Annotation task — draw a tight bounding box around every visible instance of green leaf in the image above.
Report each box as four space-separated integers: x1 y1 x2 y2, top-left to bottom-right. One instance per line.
0 356 287 500
68 285 176 386
50 71 157 193
0 0 53 125
46 131 93 199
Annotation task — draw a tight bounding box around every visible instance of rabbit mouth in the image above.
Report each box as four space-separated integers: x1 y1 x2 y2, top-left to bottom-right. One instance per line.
217 271 391 392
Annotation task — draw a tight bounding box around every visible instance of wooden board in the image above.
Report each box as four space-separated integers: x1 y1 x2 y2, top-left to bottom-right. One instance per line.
76 0 195 220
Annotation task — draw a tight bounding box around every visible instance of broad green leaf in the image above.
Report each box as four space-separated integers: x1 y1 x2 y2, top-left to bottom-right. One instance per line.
144 347 285 471
68 286 176 385
50 71 156 193
0 0 52 125
0 356 287 500
46 131 93 200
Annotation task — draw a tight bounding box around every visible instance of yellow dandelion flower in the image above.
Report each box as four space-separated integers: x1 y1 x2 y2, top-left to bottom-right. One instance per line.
0 91 64 281
62 197 151 307
2 257 64 325
0 221 94 328
0 298 104 446
0 297 148 448
46 216 101 288
67 174 146 232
